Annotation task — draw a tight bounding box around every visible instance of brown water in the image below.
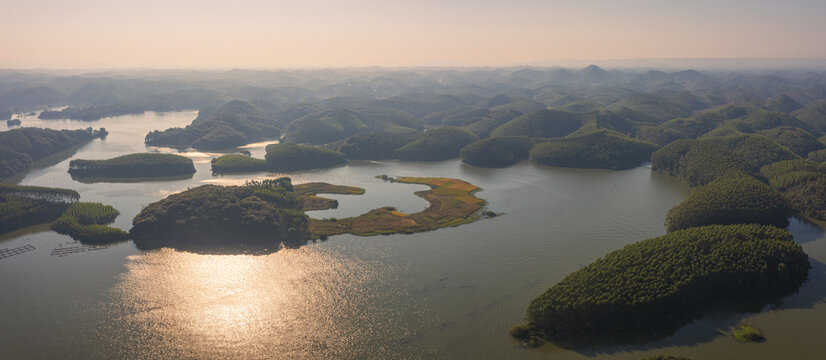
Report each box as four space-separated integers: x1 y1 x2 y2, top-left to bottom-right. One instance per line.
1 111 825 359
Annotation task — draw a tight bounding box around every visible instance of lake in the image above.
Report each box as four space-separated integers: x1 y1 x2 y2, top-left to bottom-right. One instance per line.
1 111 825 359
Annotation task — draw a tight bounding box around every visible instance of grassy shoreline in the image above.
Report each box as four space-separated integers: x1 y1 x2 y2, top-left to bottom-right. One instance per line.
305 176 487 239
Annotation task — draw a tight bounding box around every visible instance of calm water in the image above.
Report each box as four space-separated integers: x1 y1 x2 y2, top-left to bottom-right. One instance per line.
1 111 825 359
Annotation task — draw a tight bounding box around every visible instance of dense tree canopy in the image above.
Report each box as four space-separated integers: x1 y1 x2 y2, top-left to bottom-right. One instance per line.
665 176 792 232
460 136 535 168
760 160 826 221
0 183 79 234
529 131 657 170
393 127 479 161
651 134 799 186
0 127 106 179
210 154 267 173
69 153 195 178
518 224 809 344
130 178 308 253
51 202 129 244
490 109 583 138
264 143 346 171
336 130 418 160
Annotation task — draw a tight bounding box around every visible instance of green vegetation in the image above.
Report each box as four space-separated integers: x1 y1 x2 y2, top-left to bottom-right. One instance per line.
490 109 582 138
309 177 486 238
39 104 146 121
651 134 799 187
760 160 826 221
294 182 365 211
0 183 79 234
665 176 792 232
51 202 129 244
757 126 824 156
69 153 195 179
765 94 803 114
0 127 106 179
530 131 657 170
285 107 421 144
211 154 267 173
264 142 346 171
130 178 309 253
640 356 692 360
634 125 688 146
609 91 700 124
733 324 765 343
393 127 479 161
515 224 809 345
792 100 826 133
336 131 418 160
462 109 524 138
808 149 826 162
145 100 282 150
662 105 814 139
460 136 535 168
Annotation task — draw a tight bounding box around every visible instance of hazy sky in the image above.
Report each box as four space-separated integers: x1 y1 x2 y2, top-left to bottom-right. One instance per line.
3 0 826 69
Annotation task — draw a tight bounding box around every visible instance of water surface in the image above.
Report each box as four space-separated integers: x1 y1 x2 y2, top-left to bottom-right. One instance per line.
1 111 825 359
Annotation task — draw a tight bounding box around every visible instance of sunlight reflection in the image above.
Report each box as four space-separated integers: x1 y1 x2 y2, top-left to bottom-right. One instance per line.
107 247 404 358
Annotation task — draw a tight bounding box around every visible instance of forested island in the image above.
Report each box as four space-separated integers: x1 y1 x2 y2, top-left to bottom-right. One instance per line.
51 202 129 243
512 224 809 347
130 178 309 253
0 127 107 180
68 153 195 180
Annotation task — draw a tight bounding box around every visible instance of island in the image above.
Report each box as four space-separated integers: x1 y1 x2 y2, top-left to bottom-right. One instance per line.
0 127 107 180
130 178 310 253
511 224 809 348
732 324 765 343
68 153 196 180
51 202 129 243
210 154 268 173
308 176 487 238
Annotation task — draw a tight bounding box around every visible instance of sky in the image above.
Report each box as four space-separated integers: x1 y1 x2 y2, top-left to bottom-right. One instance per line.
2 0 826 69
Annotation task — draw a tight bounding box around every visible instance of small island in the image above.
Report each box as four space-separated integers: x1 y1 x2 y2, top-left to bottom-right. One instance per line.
68 153 196 180
732 324 765 343
308 176 487 238
51 202 129 244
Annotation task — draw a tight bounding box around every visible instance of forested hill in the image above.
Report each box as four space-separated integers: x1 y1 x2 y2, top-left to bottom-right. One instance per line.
0 127 107 179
